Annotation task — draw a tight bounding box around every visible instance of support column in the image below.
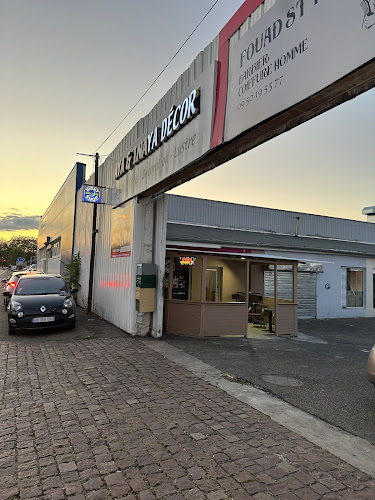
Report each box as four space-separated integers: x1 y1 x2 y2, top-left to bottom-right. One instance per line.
274 264 279 336
293 262 298 335
200 256 208 336
151 195 167 338
135 197 154 336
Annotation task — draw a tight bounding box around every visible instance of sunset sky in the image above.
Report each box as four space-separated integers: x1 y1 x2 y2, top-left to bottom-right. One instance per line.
1 0 374 242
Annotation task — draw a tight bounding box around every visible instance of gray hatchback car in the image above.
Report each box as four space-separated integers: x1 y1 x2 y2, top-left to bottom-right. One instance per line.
368 345 375 386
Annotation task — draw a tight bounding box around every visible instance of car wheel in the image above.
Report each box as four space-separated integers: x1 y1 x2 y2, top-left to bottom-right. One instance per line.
67 321 76 330
8 322 15 335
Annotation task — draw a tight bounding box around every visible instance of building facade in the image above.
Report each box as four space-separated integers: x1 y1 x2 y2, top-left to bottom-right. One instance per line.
38 163 85 275
38 173 375 337
37 0 375 337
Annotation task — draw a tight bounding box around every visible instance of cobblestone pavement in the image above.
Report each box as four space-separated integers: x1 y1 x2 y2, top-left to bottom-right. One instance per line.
1 315 375 499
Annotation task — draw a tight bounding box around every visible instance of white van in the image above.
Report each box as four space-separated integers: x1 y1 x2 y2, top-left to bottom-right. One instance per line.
25 264 37 272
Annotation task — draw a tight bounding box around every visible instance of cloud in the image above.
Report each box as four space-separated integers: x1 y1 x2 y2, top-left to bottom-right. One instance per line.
0 215 40 231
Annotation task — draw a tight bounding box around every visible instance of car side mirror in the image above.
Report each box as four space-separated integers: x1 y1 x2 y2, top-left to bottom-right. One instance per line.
3 291 11 297
71 287 78 294
1 279 7 283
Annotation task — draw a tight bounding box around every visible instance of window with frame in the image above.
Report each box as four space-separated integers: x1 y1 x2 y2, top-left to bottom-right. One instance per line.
346 268 363 308
51 239 61 258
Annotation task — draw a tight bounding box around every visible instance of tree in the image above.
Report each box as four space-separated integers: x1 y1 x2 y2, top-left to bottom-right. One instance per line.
2 236 37 265
8 236 37 254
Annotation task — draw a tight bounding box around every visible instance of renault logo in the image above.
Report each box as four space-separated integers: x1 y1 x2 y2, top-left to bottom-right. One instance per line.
40 306 46 313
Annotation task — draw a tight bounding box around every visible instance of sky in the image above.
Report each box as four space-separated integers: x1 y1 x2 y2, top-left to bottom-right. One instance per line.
1 0 374 242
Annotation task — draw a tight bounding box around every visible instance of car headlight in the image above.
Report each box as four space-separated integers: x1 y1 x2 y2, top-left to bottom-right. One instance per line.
63 299 73 308
11 301 22 312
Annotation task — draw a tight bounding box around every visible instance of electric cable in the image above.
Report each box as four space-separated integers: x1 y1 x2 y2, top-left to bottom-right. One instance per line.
93 0 220 154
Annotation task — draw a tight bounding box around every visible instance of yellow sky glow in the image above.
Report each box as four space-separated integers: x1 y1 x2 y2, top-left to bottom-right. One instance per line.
0 229 38 243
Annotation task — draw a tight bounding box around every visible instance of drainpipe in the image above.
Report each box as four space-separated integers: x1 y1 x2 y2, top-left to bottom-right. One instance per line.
295 217 300 237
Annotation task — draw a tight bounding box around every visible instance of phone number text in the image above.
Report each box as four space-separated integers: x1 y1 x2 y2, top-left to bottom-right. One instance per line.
236 76 283 110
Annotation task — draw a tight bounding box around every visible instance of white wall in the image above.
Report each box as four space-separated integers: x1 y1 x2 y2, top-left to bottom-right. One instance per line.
316 255 367 319
46 257 61 275
74 165 166 336
265 250 370 319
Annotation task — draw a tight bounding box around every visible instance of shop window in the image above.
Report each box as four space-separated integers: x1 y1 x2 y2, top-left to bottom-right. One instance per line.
51 239 61 258
206 258 247 303
164 256 202 301
164 255 247 303
346 268 363 307
173 257 191 300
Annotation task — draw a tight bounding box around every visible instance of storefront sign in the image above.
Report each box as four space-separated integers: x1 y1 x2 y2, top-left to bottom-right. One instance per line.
225 0 375 141
82 185 102 204
106 61 216 203
179 256 196 266
110 200 134 258
115 89 200 180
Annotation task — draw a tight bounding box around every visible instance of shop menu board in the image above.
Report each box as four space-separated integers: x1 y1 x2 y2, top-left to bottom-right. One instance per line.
164 257 191 300
172 257 190 300
110 200 134 258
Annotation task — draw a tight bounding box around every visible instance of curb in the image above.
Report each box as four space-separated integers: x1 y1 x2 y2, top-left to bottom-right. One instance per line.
142 338 375 478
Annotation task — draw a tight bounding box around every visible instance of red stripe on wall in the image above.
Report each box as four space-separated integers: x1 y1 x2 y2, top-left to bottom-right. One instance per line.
211 0 265 149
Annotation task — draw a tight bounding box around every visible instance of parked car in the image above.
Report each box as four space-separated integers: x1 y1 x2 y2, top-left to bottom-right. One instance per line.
24 264 37 272
368 345 375 386
3 271 34 310
4 274 77 335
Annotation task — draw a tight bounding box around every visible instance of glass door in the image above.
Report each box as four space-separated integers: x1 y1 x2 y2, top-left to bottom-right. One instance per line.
206 267 222 302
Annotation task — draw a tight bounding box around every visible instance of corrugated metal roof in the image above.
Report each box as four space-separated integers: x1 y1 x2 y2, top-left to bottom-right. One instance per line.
166 222 375 257
166 195 375 245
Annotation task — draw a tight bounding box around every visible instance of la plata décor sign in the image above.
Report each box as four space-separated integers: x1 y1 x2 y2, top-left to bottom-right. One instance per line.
115 89 200 180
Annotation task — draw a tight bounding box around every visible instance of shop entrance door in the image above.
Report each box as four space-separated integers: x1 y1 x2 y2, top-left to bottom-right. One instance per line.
206 267 222 302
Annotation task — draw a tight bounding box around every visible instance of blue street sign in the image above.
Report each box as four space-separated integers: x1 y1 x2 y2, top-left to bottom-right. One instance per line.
82 185 102 204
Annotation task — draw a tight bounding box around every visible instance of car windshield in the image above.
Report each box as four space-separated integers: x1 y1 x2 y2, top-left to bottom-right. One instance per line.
14 277 68 296
11 274 25 282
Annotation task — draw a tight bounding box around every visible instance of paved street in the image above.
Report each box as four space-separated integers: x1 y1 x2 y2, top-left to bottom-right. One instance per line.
164 318 375 445
0 303 375 499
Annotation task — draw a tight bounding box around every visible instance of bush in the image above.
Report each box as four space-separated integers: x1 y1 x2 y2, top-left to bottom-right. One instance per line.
64 253 81 293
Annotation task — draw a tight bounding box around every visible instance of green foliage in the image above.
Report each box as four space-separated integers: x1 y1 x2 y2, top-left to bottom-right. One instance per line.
64 253 81 292
8 236 37 253
0 236 37 266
